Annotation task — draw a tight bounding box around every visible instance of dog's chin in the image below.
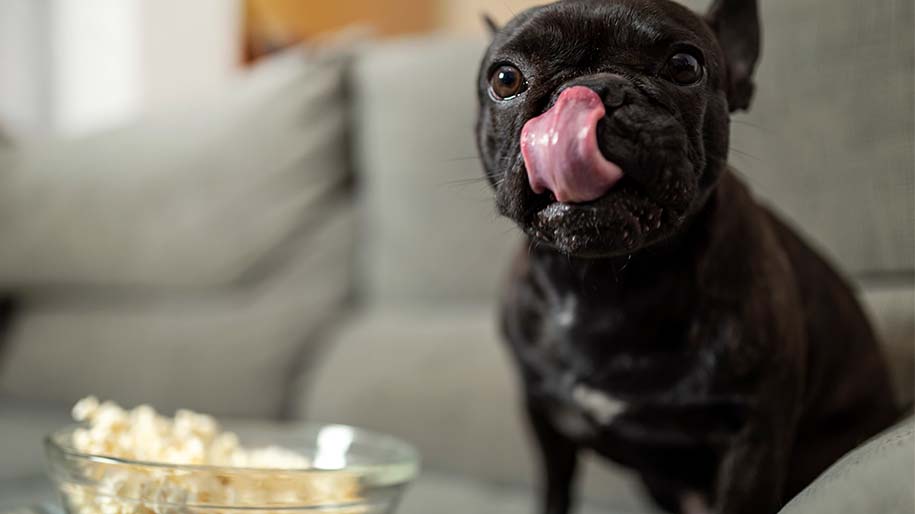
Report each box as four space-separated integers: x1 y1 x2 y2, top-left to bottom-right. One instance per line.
515 179 685 258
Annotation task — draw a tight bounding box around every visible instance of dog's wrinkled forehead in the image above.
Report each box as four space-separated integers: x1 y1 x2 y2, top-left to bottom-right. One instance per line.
486 0 723 83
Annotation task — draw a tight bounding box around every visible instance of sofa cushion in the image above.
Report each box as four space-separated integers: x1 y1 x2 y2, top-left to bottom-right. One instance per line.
0 43 351 291
779 416 914 514
0 39 361 418
724 0 914 275
352 37 521 305
671 0 914 275
0 201 356 419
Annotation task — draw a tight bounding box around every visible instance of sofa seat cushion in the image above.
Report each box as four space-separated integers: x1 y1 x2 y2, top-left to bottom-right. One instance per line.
0 202 355 419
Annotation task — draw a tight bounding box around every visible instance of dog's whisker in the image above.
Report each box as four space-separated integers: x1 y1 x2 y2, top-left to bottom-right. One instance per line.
729 147 763 163
731 119 768 131
503 2 516 17
441 177 491 187
618 254 633 273
443 155 483 162
727 167 762 190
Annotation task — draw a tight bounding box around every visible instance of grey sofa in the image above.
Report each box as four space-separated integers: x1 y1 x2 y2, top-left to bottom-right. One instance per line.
1 1 913 512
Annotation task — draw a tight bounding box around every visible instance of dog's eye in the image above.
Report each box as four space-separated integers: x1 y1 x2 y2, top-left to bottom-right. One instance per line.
490 65 527 100
665 52 703 85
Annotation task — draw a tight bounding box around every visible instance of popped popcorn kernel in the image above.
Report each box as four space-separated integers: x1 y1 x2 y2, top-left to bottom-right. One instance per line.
72 396 100 422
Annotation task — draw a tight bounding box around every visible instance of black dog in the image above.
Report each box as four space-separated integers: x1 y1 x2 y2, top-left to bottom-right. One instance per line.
475 1 901 513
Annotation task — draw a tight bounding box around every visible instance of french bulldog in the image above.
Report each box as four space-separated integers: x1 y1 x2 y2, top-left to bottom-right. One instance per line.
475 1 902 513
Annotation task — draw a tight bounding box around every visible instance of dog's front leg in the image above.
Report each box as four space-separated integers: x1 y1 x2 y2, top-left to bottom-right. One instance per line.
526 401 579 514
712 422 791 514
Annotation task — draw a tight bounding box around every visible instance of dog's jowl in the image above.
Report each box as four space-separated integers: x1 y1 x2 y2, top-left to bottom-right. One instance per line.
475 1 902 513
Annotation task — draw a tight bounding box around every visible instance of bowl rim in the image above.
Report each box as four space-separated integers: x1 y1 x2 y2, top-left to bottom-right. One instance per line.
45 421 421 479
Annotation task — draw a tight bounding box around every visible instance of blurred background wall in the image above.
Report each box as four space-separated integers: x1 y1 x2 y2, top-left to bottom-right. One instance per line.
0 0 238 136
0 0 542 139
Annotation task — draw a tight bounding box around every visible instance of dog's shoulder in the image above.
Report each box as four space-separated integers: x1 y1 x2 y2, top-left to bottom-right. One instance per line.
696 171 795 298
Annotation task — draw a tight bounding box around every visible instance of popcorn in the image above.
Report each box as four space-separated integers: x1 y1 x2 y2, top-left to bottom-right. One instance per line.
72 396 100 422
62 397 363 514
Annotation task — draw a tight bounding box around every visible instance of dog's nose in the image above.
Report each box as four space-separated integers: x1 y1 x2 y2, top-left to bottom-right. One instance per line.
562 73 630 109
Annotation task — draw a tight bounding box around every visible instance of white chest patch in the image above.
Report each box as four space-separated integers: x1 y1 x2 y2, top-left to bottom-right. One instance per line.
572 385 627 425
555 295 577 327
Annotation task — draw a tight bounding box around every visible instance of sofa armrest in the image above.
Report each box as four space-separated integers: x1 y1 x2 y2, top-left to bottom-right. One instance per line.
780 416 914 514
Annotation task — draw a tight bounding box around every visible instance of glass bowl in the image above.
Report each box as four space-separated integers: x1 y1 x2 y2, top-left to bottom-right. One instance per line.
45 422 420 514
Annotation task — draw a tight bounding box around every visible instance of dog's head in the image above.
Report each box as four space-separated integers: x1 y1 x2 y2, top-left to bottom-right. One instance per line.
476 0 760 257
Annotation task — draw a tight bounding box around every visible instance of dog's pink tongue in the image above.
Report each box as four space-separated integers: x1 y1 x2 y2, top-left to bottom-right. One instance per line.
521 86 623 203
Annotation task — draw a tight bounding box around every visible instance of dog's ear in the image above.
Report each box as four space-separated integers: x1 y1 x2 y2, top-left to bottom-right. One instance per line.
706 0 761 112
482 13 500 36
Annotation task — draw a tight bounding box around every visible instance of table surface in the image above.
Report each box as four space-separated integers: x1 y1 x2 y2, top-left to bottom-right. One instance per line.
1 503 59 514
0 477 56 514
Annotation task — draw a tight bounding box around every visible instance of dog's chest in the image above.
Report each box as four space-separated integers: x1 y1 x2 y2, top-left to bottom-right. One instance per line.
516 287 722 445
